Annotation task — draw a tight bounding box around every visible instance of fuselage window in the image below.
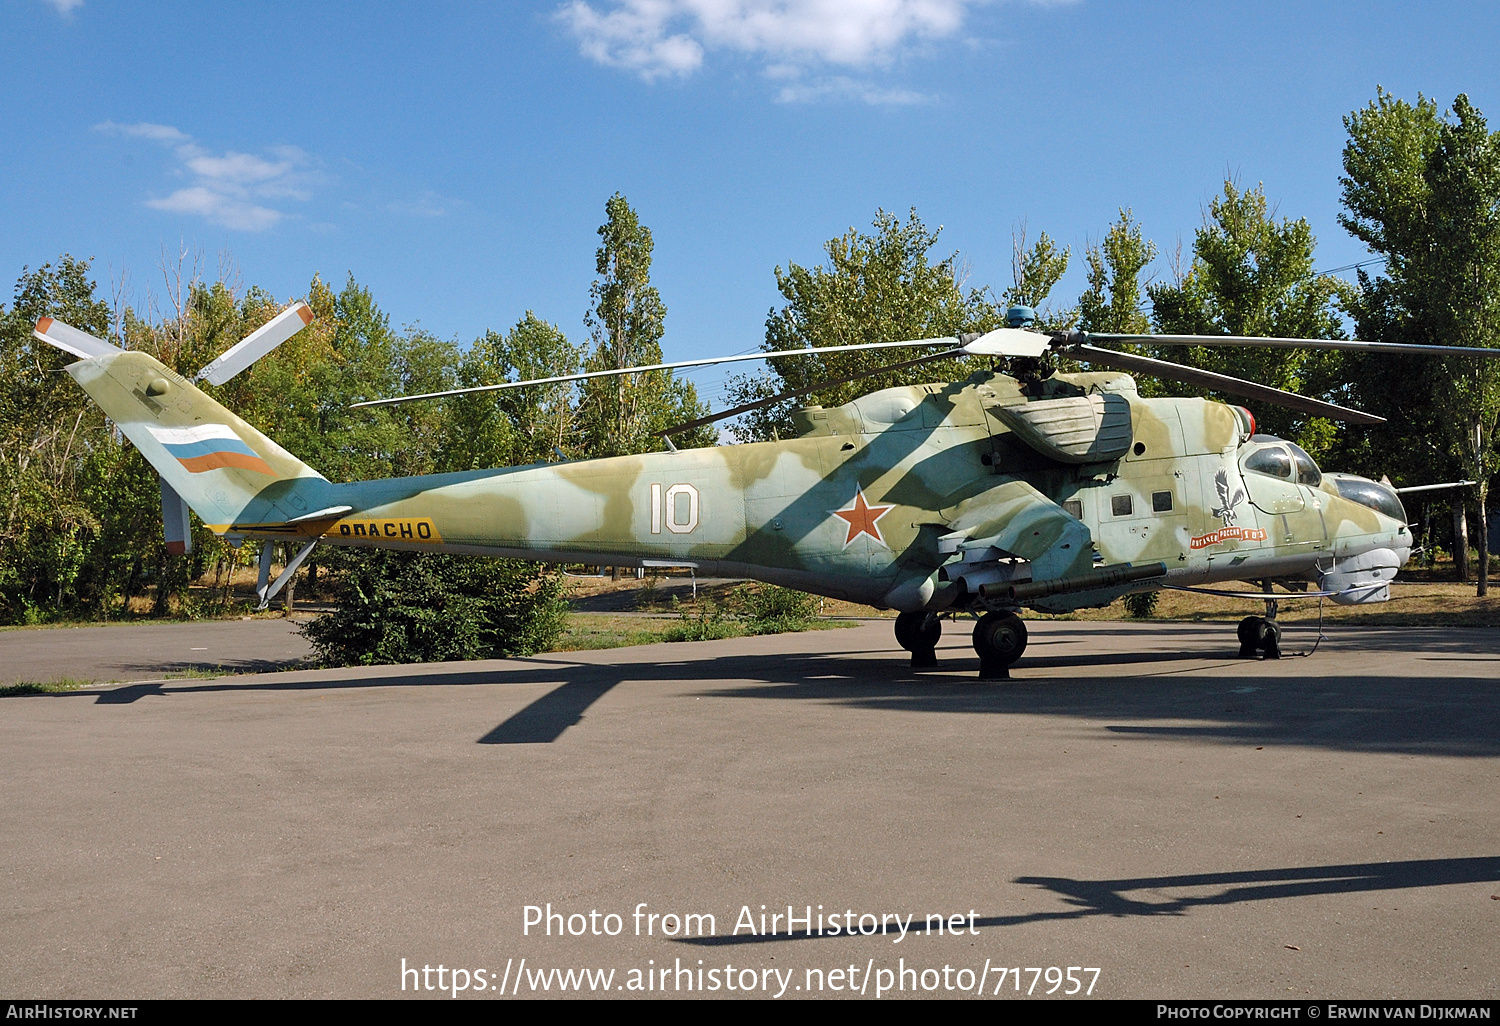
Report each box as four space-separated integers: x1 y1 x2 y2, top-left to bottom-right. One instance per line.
1111 494 1133 517
1062 499 1083 520
1151 490 1173 513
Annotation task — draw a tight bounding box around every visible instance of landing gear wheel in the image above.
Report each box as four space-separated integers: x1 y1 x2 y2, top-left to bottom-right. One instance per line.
894 611 941 669
1259 618 1282 660
1237 616 1261 659
1237 616 1282 659
973 612 1027 680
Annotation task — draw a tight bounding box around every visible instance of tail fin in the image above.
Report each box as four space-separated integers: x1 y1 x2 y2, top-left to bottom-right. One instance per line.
42 322 340 536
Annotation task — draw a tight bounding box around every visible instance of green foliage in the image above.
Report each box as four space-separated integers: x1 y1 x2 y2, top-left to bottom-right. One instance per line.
732 583 821 635
1337 90 1500 589
1122 590 1160 619
1146 180 1350 452
442 314 584 469
1003 226 1073 328
1079 210 1156 335
660 584 822 641
577 193 714 456
1338 92 1500 487
0 677 93 698
299 548 569 666
661 597 743 643
727 208 1000 441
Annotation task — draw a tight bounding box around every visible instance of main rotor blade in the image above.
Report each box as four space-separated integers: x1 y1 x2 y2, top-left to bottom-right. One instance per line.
1066 344 1386 425
349 336 960 409
1086 332 1500 358
958 326 1053 359
195 302 314 386
662 348 964 438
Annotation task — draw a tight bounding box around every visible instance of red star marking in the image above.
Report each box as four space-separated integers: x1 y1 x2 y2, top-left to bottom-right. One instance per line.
832 488 894 547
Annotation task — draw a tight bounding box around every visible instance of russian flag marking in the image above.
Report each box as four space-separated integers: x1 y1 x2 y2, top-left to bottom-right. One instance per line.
147 424 275 475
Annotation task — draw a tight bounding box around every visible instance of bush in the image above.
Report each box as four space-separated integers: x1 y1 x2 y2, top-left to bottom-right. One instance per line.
300 549 569 666
661 596 743 642
659 584 822 642
733 583 821 635
1122 589 1160 619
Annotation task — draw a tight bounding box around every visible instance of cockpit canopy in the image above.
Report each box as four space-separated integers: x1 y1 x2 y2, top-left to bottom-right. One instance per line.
1325 473 1407 523
1240 436 1322 487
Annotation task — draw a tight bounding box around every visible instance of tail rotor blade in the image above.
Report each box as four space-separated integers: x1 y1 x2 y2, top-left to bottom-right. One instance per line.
1067 344 1386 425
33 318 121 360
195 302 314 386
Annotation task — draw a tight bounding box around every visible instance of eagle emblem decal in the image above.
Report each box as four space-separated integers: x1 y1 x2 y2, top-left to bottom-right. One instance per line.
1210 469 1245 526
1191 469 1266 550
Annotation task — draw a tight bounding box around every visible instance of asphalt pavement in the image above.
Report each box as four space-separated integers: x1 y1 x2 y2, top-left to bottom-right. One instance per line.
2 619 1497 1000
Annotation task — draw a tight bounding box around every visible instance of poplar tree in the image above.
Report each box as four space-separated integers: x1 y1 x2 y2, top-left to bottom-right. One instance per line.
1340 91 1500 593
577 193 711 456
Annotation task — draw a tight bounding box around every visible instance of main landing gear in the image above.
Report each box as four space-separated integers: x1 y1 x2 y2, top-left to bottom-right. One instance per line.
894 611 942 668
973 611 1028 680
1237 595 1281 660
894 609 1029 679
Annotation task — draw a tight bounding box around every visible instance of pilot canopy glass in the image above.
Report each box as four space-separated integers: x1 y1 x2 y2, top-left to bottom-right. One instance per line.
1332 477 1407 523
1242 439 1322 487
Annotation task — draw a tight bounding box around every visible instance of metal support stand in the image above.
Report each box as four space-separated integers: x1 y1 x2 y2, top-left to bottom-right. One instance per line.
256 539 318 610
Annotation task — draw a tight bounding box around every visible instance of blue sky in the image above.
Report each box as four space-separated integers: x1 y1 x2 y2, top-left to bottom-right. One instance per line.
4 1 1498 408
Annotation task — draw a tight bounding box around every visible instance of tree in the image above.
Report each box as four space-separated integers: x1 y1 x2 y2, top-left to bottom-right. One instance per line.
726 208 999 441
576 193 712 456
440 313 584 472
1003 224 1073 329
1079 209 1156 335
0 257 161 621
1339 91 1500 593
1146 180 1350 454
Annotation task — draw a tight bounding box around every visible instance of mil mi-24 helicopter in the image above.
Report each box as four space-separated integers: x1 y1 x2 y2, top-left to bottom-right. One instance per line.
32 302 1499 678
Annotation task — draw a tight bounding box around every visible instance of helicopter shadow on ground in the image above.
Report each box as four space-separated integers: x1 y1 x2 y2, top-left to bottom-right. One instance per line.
105 657 314 679
675 855 1500 947
43 629 1500 756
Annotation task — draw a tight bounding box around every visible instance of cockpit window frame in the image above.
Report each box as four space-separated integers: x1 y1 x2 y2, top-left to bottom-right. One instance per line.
1286 442 1322 487
1243 444 1294 481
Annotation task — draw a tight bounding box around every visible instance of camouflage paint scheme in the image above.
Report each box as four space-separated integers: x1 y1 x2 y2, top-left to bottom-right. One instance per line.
67 350 1412 614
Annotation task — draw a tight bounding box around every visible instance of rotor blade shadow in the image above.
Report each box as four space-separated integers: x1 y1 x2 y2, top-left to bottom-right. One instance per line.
676 856 1500 946
478 677 621 744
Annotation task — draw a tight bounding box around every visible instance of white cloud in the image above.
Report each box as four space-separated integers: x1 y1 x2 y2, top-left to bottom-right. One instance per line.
145 187 284 233
773 75 931 104
556 0 1006 87
387 191 453 218
95 121 189 143
94 123 316 231
42 0 84 15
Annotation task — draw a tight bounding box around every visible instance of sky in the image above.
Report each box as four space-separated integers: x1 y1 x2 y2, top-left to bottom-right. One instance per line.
4 1 1499 409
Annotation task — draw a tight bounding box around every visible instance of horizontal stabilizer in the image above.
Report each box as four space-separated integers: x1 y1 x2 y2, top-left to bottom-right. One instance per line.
33 318 121 360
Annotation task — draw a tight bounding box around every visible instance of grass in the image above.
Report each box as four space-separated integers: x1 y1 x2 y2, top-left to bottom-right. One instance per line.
553 610 858 651
0 677 94 697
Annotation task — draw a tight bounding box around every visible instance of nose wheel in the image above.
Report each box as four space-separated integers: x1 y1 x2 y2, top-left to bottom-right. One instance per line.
894 611 942 668
1237 595 1281 659
973 611 1028 679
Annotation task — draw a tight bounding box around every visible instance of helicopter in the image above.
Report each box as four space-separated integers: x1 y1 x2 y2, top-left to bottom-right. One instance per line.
32 302 1500 679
